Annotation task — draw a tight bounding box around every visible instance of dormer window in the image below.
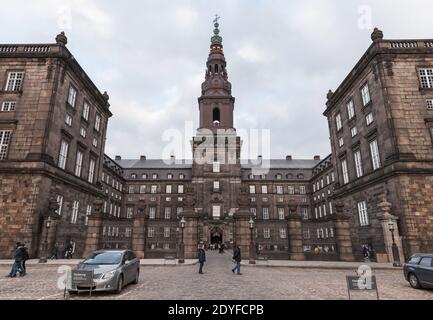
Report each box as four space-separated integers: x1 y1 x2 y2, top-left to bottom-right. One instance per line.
131 174 137 179
152 173 158 180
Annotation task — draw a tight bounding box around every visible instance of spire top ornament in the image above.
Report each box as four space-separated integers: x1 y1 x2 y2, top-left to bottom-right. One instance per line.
211 14 223 48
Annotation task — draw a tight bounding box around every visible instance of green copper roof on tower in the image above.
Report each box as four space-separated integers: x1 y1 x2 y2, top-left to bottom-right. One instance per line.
211 14 223 46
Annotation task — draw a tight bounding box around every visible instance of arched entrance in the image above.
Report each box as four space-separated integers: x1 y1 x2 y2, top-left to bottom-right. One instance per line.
210 228 223 245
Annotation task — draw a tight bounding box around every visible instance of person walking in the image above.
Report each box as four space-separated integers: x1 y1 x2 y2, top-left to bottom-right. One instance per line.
21 243 29 276
197 244 206 274
6 242 25 278
64 241 73 259
362 245 370 261
232 245 242 275
50 242 59 259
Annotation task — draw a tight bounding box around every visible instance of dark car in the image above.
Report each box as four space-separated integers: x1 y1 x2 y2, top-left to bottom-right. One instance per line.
67 249 140 294
403 254 433 289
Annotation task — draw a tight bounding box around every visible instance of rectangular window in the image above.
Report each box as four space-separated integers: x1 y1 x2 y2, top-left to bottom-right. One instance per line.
249 185 256 194
278 207 285 220
329 202 333 215
299 186 306 195
5 72 24 91
288 186 294 195
164 227 170 238
56 195 63 216
151 185 157 194
67 85 77 107
176 207 183 217
127 207 133 219
250 207 257 216
262 207 269 220
339 137 344 148
366 112 374 126
82 102 90 121
0 130 12 160
303 229 310 239
261 185 268 194
88 159 96 183
1 101 16 111
213 181 220 192
263 228 271 239
213 161 220 173
58 140 69 169
148 227 155 238
354 150 363 178
370 139 381 170
71 201 79 224
74 151 83 177
276 185 283 194
164 207 171 219
92 138 98 148
128 185 134 194
85 205 92 226
178 185 184 194
347 99 355 119
341 159 349 184
427 99 433 110
419 68 433 89
166 185 172 194
139 185 146 194
361 83 371 106
95 113 101 132
149 207 156 219
65 114 72 127
323 204 327 216
302 207 309 220
358 201 369 226
351 126 358 138
212 205 221 219
80 127 87 138
279 228 287 239
335 113 342 131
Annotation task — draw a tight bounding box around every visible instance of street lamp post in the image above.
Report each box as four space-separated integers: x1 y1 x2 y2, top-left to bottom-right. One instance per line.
38 216 52 263
179 217 186 264
249 217 256 265
388 220 402 267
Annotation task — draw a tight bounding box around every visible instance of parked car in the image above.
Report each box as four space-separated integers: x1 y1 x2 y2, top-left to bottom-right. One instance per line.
403 254 433 289
67 249 140 294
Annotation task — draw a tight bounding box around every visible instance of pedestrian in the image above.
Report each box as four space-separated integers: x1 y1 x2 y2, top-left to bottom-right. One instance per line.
21 243 29 276
232 245 242 275
6 242 25 278
50 242 59 259
197 244 206 274
362 245 370 261
64 241 73 259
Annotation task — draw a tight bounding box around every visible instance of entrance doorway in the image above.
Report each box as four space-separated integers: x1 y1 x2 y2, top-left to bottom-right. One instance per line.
211 232 222 245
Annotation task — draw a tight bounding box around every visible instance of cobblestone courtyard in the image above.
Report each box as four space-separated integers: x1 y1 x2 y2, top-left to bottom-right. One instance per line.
0 252 432 300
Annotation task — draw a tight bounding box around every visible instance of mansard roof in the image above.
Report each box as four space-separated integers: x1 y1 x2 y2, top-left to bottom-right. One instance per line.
242 159 320 170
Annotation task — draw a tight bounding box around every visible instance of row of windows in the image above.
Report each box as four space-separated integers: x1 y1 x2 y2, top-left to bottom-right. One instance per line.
103 201 123 217
102 226 132 238
55 196 92 225
250 197 308 204
101 171 123 192
148 227 175 238
64 113 99 149
1 101 16 111
249 185 306 195
312 172 335 192
66 85 102 132
340 138 381 185
314 202 334 219
248 173 305 180
249 207 309 220
130 173 185 180
128 184 185 194
58 140 97 183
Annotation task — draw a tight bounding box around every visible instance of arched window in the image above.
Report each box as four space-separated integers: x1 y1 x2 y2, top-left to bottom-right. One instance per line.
213 107 220 123
297 174 305 180
215 64 219 73
131 173 137 179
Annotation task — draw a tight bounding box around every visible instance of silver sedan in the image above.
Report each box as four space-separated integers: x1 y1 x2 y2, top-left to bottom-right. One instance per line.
67 249 140 294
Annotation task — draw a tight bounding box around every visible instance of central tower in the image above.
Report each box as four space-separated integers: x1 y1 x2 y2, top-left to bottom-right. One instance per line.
198 17 235 131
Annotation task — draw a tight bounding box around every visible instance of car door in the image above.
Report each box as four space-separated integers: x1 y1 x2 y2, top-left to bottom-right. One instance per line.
417 257 433 287
124 251 135 283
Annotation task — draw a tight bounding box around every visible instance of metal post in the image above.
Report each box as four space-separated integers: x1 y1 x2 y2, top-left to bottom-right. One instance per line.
179 226 185 264
249 227 256 265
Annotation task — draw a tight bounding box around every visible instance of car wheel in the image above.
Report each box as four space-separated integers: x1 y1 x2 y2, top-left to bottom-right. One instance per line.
408 273 422 289
115 275 124 294
133 270 139 284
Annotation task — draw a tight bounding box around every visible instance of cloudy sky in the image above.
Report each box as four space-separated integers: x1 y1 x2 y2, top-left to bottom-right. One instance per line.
2 0 432 160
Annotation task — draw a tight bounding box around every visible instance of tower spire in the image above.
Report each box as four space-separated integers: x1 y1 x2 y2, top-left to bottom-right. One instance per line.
211 14 223 50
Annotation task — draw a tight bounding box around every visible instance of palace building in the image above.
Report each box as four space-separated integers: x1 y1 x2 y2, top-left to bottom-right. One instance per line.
1 22 433 262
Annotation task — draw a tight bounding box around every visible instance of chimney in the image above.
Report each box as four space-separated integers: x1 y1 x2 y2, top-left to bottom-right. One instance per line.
170 155 175 163
140 155 146 160
258 155 263 162
115 156 121 160
286 155 292 161
314 155 321 161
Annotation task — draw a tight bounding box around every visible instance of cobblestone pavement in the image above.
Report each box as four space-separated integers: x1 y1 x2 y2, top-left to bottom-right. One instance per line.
0 251 432 300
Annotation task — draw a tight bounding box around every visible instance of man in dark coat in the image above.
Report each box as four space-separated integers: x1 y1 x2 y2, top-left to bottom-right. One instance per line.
197 244 206 274
6 242 24 278
232 246 242 275
21 243 29 276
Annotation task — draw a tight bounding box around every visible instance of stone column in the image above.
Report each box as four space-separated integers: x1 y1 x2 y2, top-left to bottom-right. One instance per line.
132 199 147 259
378 196 405 263
234 187 254 259
333 203 356 262
287 203 305 261
83 199 104 257
181 186 199 259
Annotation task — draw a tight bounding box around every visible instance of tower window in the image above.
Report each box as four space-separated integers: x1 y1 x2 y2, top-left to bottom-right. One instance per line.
215 64 219 73
213 107 220 123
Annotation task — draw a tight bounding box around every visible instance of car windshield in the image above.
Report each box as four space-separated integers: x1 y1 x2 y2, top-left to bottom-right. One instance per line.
83 252 122 265
408 256 421 264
